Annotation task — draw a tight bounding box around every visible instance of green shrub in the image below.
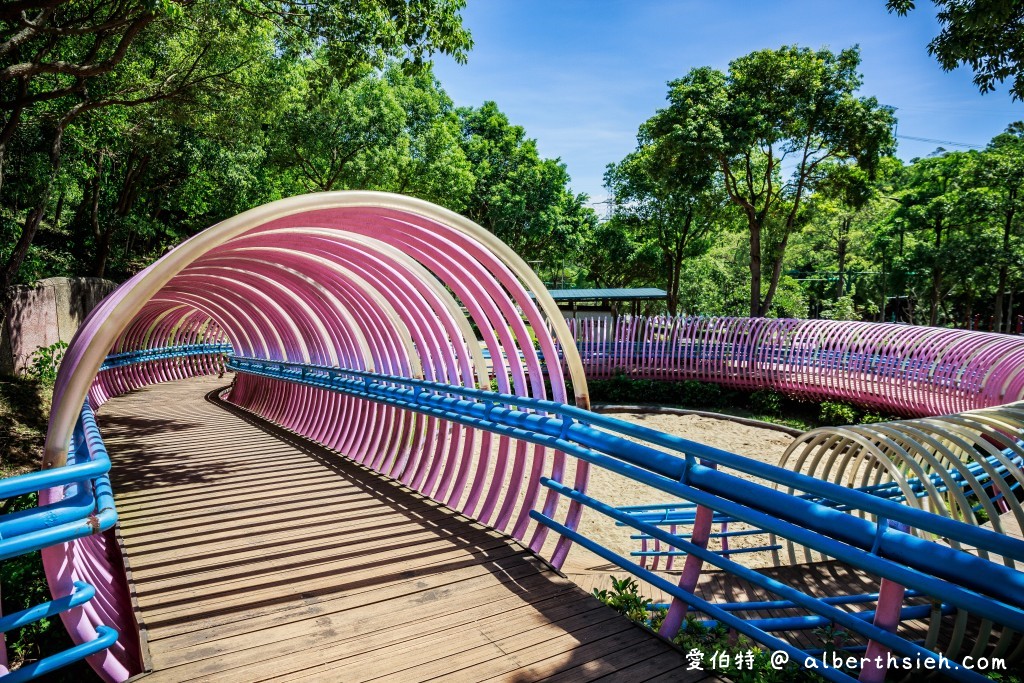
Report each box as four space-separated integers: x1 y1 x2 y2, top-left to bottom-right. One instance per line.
592 576 652 623
594 576 820 681
25 341 68 385
819 401 859 426
750 389 783 416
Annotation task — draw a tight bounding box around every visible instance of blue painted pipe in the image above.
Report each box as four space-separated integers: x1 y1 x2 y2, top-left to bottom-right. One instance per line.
0 459 109 500
100 343 232 370
529 512 857 683
229 356 1024 562
229 358 1024 608
533 481 988 683
630 529 765 540
228 357 1024 645
699 602 942 633
0 582 95 634
2 625 118 683
631 545 782 557
651 589 925 612
230 358 1024 610
0 508 118 561
686 465 1024 609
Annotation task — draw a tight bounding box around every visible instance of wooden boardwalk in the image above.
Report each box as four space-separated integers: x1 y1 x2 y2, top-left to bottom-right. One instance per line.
101 377 712 682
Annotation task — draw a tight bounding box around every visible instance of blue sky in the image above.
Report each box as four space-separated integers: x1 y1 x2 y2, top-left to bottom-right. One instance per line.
433 0 1023 212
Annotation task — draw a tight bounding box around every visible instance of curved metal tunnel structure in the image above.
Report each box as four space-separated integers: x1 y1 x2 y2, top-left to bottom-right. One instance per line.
40 192 593 681
14 192 1024 683
570 314 1024 536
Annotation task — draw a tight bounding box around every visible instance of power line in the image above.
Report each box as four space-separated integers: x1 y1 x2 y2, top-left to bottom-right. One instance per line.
896 134 982 149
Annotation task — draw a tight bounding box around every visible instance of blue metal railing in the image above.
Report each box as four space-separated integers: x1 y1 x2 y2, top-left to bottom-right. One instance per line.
227 355 1024 683
617 445 1024 562
0 401 120 681
99 342 232 371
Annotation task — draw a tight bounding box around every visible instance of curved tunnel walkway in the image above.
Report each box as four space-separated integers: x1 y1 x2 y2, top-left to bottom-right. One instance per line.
102 377 706 682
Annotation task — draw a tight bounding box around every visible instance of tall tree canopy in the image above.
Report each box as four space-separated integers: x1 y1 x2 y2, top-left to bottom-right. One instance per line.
603 124 727 315
645 45 896 316
457 101 597 271
0 0 472 295
887 0 1024 99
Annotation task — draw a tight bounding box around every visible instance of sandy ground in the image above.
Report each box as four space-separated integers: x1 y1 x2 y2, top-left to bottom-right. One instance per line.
557 412 797 574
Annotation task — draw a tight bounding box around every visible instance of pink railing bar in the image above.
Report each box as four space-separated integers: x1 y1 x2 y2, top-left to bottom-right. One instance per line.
566 316 1024 417
41 193 590 682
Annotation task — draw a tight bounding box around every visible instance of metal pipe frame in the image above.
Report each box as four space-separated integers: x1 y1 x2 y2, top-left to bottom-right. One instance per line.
568 315 1024 416
33 192 589 682
19 193 1024 682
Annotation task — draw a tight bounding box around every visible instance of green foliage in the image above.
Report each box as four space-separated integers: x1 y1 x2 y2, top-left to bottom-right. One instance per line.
819 295 861 321
887 0 1024 100
0 376 52 478
25 341 68 385
586 374 728 408
458 101 598 269
819 401 859 426
674 618 816 682
600 118 729 314
749 390 783 417
0 0 475 286
593 577 819 683
645 45 896 317
592 576 651 623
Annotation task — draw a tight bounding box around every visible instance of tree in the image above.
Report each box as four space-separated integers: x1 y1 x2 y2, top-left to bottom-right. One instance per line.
273 63 473 210
647 45 896 317
980 123 1024 330
1 0 472 299
584 217 654 290
891 150 980 326
603 130 727 315
887 0 1024 99
457 101 597 268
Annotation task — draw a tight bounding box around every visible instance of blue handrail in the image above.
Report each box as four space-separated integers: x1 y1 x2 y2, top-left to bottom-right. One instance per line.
227 354 1024 681
0 402 120 679
227 356 1024 560
99 342 232 370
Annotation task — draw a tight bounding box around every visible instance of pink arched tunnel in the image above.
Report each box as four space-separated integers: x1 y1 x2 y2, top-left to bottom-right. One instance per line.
41 192 592 681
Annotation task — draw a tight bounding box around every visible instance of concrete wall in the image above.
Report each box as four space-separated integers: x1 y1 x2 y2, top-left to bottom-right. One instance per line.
1 277 118 376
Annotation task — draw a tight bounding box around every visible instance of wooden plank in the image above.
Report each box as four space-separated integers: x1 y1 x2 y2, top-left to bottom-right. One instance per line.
272 600 624 683
475 626 671 682
103 377 700 682
151 557 563 659
139 534 520 621
149 573 591 681
593 649 715 682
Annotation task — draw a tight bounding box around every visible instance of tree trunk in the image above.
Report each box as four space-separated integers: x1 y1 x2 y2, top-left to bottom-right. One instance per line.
1006 290 1015 334
928 272 942 327
836 217 849 298
664 212 692 317
995 190 1016 332
749 220 762 317
929 217 943 327
758 233 791 317
1 103 81 294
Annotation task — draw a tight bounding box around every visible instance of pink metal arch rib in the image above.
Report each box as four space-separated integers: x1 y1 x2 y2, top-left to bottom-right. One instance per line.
41 192 591 682
569 315 1024 416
